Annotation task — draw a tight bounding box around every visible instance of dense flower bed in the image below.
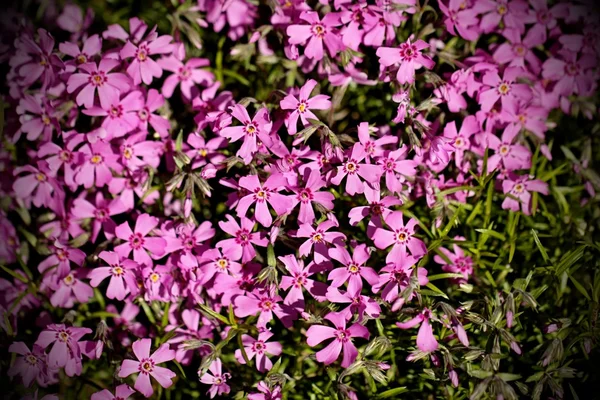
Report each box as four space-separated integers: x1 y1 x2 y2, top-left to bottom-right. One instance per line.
0 0 599 399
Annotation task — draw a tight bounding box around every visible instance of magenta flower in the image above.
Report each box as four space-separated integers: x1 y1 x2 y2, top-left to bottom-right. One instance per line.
279 254 328 310
13 28 63 89
501 174 549 215
118 338 176 398
8 342 48 387
72 193 127 242
38 241 85 279
49 268 94 308
236 173 293 227
185 133 227 169
76 140 122 189
296 219 346 264
217 215 268 263
83 91 144 138
220 105 273 164
439 0 480 40
88 251 139 300
434 241 474 284
234 287 294 328
289 168 335 224
280 79 332 135
326 284 381 321
396 308 439 352
327 244 379 292
13 161 60 210
248 381 282 400
35 324 92 374
37 131 85 189
478 67 532 112
17 94 60 141
59 34 102 68
485 125 531 173
443 115 479 169
287 11 344 61
379 146 418 194
91 384 136 400
135 89 171 137
120 34 174 85
542 51 597 97
158 56 214 99
197 247 242 284
348 186 401 226
331 143 383 196
358 122 398 162
115 214 167 267
493 28 543 73
67 59 130 109
376 38 435 84
199 359 231 399
305 311 369 367
370 211 427 262
235 330 283 372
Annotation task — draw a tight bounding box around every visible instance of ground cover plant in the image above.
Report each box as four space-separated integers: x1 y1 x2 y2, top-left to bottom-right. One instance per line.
0 0 600 398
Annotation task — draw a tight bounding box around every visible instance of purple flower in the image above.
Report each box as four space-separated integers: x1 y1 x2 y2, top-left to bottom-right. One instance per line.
287 11 344 61
289 168 335 224
159 55 214 99
199 359 231 399
118 338 176 398
91 384 136 400
217 215 268 263
88 251 139 300
376 38 435 84
327 243 379 292
76 140 123 189
120 34 174 85
296 219 346 264
35 324 92 376
235 330 283 372
478 67 532 112
279 254 328 310
370 211 427 262
306 311 369 367
236 173 293 227
71 193 127 242
8 342 48 387
396 308 439 352
331 143 383 196
280 79 331 135
114 214 167 267
67 59 131 109
220 104 273 164
501 174 549 215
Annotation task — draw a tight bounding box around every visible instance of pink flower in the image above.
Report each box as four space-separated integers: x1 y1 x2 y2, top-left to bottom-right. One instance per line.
327 244 379 292
501 174 549 215
396 308 439 352
72 193 127 242
370 211 427 262
289 168 335 224
89 251 139 300
373 250 425 309
158 56 214 99
279 254 328 310
234 287 295 328
217 215 268 263
326 284 381 321
234 330 283 372
379 146 418 194
287 11 344 61
49 269 93 308
348 186 401 226
296 219 346 264
8 342 48 387
236 173 293 227
120 34 174 85
357 122 398 162
59 34 102 68
376 38 435 84
305 311 369 367
114 214 167 267
197 247 242 284
17 94 60 141
220 105 273 164
439 0 480 40
478 67 532 112
13 29 63 89
67 59 130 109
199 359 231 399
185 133 227 169
13 161 60 210
118 338 176 398
433 241 474 284
280 79 331 134
76 140 123 189
248 381 282 400
493 28 543 73
135 89 171 137
485 124 531 173
83 91 145 138
38 241 85 279
443 115 479 170
35 324 92 374
91 384 136 400
37 131 85 189
331 143 383 196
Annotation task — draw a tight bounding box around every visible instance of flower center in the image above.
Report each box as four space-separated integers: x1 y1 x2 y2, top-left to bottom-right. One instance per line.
217 258 229 270
123 146 133 160
499 144 510 155
199 148 208 157
497 4 507 15
110 105 123 118
129 233 145 249
180 66 191 80
90 72 106 87
299 188 312 203
140 358 155 373
95 208 108 221
396 230 409 243
41 114 51 125
90 154 104 165
245 123 257 135
253 341 265 353
57 330 70 342
311 232 323 243
137 46 149 62
514 44 526 56
35 172 47 182
63 273 75 285
399 43 418 61
236 230 250 244
498 82 511 95
565 63 579 76
56 248 68 261
76 54 88 64
111 266 124 276
335 328 350 342
344 160 358 174
513 183 525 193
297 102 307 113
25 354 38 365
255 189 268 201
138 109 149 120
312 23 326 38
260 299 274 311
59 150 73 162
348 264 360 274
150 272 160 283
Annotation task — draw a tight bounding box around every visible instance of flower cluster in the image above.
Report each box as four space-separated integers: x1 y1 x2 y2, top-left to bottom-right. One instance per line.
0 0 599 399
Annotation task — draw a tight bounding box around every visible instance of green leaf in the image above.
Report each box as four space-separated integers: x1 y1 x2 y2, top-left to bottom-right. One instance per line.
555 245 587 276
475 228 506 241
568 275 591 300
427 273 465 281
531 229 550 263
375 387 408 398
497 373 522 382
0 265 28 283
424 282 448 299
198 303 230 325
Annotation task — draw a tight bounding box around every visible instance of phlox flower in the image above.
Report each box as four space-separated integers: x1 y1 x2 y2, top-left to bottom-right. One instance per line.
158 55 214 99
88 251 139 301
35 324 92 376
118 131 164 171
542 51 597 97
289 168 335 224
167 309 214 365
439 0 480 40
280 79 331 135
296 219 346 264
248 381 282 400
199 359 230 399
476 0 531 35
379 146 418 194
197 247 242 284
327 243 379 292
279 254 328 310
373 250 425 309
217 215 268 263
76 140 122 189
48 268 93 308
376 38 435 84
305 311 369 367
17 94 60 141
331 143 383 196
185 133 227 169
8 342 48 387
13 161 61 210
91 384 136 400
82 91 144 138
478 66 532 112
236 173 293 227
357 122 398 162
114 213 167 267
118 338 176 398
59 34 102 69
37 130 85 189
120 33 174 85
220 104 273 164
501 174 549 215
370 211 427 262
326 284 381 320
235 330 283 372
433 241 474 284
485 124 531 173
493 28 543 73
287 11 344 61
72 192 128 242
348 186 401 226
67 59 130 109
162 221 214 272
443 115 479 170
234 287 295 328
135 89 171 137
38 241 85 279
396 308 439 352
12 28 63 89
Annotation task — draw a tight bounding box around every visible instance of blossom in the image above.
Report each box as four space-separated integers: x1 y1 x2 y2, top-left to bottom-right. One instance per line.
376 38 435 84
331 143 383 196
348 186 401 226
327 244 378 292
236 173 293 227
88 251 139 300
396 308 439 352
289 168 335 224
35 324 92 374
443 115 479 170
217 215 268 263
13 28 63 89
120 33 174 85
59 34 102 68
373 250 425 309
38 241 86 279
296 219 346 264
82 91 144 138
71 193 127 242
158 55 214 99
235 330 283 372
501 174 549 215
287 11 344 61
326 284 381 320
199 359 231 399
485 124 531 173
220 105 273 164
8 342 48 387
379 146 418 194
76 140 122 189
67 59 130 109
13 161 60 210
49 268 94 308
306 311 369 367
370 211 427 262
433 241 474 284
478 67 532 112
234 287 295 328
280 79 331 134
279 254 328 310
248 381 282 400
118 338 176 398
91 384 136 400
114 214 167 267
17 94 60 141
